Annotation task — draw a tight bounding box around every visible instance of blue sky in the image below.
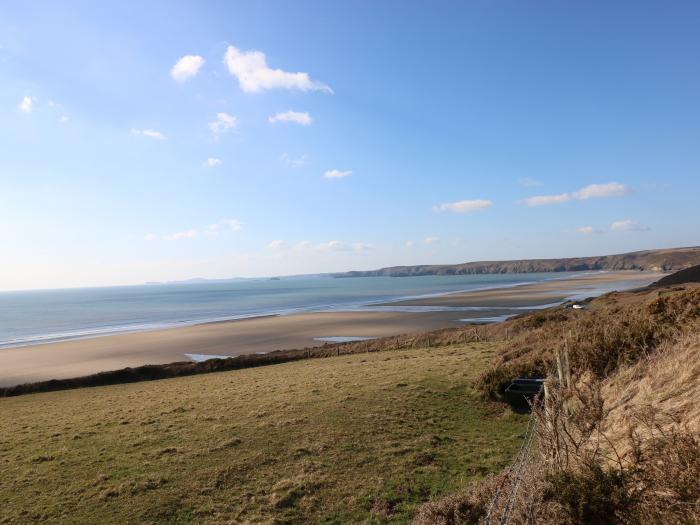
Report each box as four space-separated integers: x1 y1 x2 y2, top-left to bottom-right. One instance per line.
1 1 699 290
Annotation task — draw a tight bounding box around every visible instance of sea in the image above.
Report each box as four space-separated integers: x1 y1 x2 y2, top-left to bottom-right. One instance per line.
0 272 599 350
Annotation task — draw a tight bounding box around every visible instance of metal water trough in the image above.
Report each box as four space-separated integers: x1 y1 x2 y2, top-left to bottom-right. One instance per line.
504 377 545 408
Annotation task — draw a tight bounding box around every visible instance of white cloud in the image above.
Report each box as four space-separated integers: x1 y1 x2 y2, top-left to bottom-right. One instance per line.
164 228 198 241
204 157 222 167
520 182 632 207
293 240 313 251
207 219 242 234
351 242 372 252
318 240 348 251
59 115 70 123
611 219 650 232
405 240 415 248
266 240 288 250
268 110 312 126
520 193 571 207
224 45 332 94
144 233 157 241
18 95 34 113
282 153 308 168
424 236 439 245
433 199 493 214
208 112 237 135
324 169 352 179
268 239 370 253
170 55 205 82
161 219 241 241
576 226 604 235
519 177 543 187
131 128 167 140
573 182 631 200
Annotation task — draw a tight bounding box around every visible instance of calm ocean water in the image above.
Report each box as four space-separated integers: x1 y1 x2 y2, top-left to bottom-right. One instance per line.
0 273 579 349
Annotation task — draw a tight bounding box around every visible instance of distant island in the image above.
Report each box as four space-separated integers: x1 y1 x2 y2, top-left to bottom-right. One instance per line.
333 246 700 277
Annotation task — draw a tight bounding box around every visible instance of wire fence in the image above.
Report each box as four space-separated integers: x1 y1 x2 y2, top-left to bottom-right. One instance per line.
482 403 539 525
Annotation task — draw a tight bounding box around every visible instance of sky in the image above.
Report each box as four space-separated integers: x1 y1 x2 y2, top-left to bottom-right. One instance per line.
1 1 699 290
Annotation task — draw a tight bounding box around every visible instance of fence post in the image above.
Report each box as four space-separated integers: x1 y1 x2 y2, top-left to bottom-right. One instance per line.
556 347 564 386
562 339 571 389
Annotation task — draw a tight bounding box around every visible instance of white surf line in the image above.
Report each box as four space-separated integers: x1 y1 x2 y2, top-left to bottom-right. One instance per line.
184 353 236 363
313 336 378 343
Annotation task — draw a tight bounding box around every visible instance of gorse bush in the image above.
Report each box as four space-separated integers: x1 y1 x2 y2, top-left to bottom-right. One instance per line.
477 286 700 398
545 463 634 524
415 284 700 525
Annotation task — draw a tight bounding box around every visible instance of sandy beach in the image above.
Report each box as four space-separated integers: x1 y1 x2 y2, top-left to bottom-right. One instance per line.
0 271 662 386
380 271 661 307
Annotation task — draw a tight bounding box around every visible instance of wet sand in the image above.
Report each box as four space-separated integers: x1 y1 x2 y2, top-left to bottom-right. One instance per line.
379 271 662 307
0 271 662 386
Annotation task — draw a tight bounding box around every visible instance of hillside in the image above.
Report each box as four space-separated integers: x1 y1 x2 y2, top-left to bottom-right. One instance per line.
334 246 700 277
2 280 698 523
654 263 700 286
416 282 700 524
0 342 525 524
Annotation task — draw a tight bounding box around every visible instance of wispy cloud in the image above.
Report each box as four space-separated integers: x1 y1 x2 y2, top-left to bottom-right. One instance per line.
519 177 543 187
266 239 371 253
206 219 242 236
208 112 237 135
203 157 222 167
520 193 571 207
268 110 312 126
611 219 650 232
282 153 308 168
164 228 198 241
160 219 242 241
266 239 289 250
170 55 205 82
131 128 166 140
224 45 332 94
423 236 439 245
324 169 352 179
573 182 632 200
18 95 34 113
433 199 492 214
575 219 650 234
144 233 157 241
576 226 604 235
520 182 631 207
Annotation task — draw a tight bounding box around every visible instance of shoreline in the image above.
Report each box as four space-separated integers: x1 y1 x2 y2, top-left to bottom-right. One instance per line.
0 270 646 351
0 271 662 387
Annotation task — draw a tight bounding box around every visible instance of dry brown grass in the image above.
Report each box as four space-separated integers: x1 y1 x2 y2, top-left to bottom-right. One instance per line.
477 285 700 399
414 284 700 524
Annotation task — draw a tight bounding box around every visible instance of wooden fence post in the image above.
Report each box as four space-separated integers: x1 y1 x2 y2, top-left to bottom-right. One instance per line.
562 340 571 389
556 347 564 386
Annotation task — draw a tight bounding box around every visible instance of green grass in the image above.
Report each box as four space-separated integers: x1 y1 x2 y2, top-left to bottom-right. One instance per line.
0 343 526 524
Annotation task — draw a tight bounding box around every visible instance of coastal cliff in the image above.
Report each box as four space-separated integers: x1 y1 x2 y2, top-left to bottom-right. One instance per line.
334 246 700 277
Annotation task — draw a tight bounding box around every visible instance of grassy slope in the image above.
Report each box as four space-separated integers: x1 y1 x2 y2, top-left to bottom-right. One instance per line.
0 342 526 524
415 284 700 524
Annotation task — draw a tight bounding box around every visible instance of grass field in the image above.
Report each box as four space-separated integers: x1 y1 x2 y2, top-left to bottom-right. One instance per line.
0 342 526 524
